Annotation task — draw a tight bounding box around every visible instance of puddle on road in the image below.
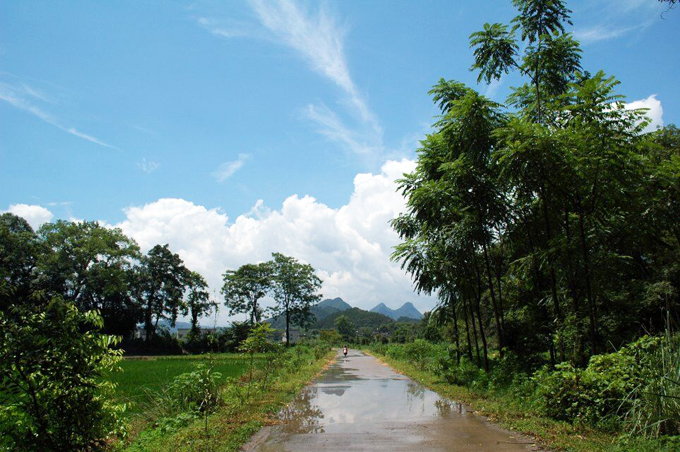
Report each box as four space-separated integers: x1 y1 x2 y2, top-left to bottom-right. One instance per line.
250 351 534 451
276 351 467 435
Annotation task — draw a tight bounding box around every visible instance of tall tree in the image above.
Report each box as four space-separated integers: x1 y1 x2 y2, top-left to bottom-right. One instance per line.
36 220 141 336
184 271 213 335
393 0 680 369
222 262 273 325
334 315 355 343
136 244 188 341
0 213 42 305
269 253 322 345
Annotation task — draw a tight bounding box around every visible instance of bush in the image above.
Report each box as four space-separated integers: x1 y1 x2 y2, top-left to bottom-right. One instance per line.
437 355 487 387
166 363 223 414
625 334 680 437
0 297 125 451
534 336 661 429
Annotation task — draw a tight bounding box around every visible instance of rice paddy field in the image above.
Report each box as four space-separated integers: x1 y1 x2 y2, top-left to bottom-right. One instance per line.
109 354 255 417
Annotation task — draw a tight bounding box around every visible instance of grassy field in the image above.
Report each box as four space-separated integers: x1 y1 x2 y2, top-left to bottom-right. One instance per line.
122 345 335 452
109 354 255 417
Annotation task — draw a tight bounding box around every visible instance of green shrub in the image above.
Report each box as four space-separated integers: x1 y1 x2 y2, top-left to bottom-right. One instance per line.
402 339 438 370
166 363 223 413
0 297 125 451
625 334 680 437
534 336 661 429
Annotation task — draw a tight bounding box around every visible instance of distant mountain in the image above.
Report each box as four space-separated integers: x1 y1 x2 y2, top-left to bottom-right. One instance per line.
370 303 395 318
320 297 352 311
317 307 394 330
267 297 352 329
370 302 423 320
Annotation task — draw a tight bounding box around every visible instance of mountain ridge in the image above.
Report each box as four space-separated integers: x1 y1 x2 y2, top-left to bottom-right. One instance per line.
370 302 422 320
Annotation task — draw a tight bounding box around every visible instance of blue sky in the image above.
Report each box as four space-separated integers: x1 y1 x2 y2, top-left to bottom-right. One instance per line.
1 0 678 320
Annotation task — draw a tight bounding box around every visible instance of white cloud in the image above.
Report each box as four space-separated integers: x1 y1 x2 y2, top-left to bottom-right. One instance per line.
625 94 664 133
4 204 54 230
116 158 432 323
138 158 160 173
212 153 250 182
0 80 118 150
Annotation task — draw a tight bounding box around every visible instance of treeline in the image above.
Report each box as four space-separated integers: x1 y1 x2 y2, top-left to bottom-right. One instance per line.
392 0 679 370
0 214 324 350
1 216 214 343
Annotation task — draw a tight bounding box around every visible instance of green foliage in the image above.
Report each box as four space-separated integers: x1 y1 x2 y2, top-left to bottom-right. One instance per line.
0 296 125 451
166 363 222 414
240 322 276 355
625 333 680 437
137 244 190 341
533 336 662 429
334 314 355 342
319 329 342 345
393 0 680 385
318 307 393 330
183 271 213 334
0 213 42 303
222 262 273 325
269 253 323 345
109 354 250 417
37 220 141 336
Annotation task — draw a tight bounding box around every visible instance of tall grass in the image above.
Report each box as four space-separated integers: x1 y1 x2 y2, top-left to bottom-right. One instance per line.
625 331 680 437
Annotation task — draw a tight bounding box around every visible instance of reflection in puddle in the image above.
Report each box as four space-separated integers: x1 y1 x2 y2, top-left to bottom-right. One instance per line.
252 351 533 452
277 387 325 434
279 353 467 435
321 385 349 396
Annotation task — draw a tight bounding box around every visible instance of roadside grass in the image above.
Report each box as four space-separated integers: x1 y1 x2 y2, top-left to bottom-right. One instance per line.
120 345 335 452
366 350 676 452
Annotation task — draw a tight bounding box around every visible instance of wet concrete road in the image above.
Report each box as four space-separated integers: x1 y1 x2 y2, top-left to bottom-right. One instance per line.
244 349 537 451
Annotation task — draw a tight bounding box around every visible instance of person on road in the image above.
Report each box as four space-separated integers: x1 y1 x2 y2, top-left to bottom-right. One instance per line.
343 345 348 357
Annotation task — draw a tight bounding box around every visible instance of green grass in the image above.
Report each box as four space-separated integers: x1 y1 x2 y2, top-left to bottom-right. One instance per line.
109 354 254 417
121 345 336 452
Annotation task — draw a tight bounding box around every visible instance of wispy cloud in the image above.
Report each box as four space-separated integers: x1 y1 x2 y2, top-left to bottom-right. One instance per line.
0 80 119 150
249 0 377 127
212 153 250 183
573 0 661 44
574 20 653 44
138 158 160 173
303 104 374 156
197 0 384 161
194 16 255 39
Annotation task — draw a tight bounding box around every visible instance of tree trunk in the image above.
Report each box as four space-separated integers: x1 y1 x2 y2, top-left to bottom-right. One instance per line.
475 292 490 372
481 242 504 356
540 185 563 322
450 295 461 364
285 307 290 347
468 296 481 367
578 209 598 355
462 295 474 361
